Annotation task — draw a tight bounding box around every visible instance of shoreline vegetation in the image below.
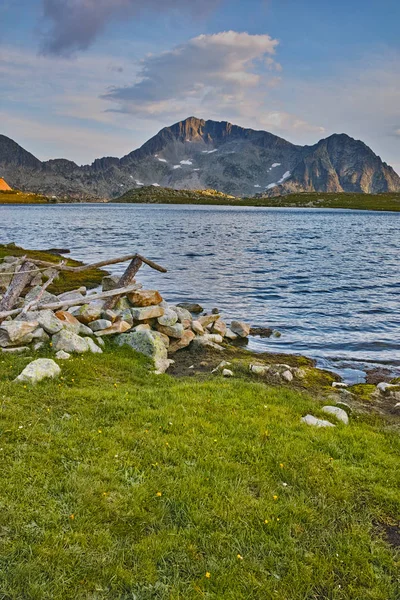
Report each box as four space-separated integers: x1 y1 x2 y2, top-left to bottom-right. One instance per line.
0 244 399 598
2 186 400 211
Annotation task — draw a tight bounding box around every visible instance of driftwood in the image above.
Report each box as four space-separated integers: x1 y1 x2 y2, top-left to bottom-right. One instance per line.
0 283 141 321
25 253 167 274
103 256 143 311
0 261 36 312
20 265 63 316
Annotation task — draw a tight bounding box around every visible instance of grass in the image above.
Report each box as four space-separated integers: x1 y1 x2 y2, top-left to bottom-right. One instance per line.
0 244 107 293
0 190 51 204
0 345 398 599
112 187 400 212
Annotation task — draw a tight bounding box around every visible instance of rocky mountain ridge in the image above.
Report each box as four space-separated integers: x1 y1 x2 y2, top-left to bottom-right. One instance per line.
1 117 399 198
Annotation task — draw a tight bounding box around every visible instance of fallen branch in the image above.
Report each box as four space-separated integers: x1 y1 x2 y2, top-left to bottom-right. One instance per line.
0 261 36 312
20 264 64 316
103 256 143 311
0 283 141 321
25 253 167 274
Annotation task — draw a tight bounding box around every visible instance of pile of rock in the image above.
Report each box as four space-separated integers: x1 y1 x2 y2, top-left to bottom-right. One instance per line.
0 272 251 374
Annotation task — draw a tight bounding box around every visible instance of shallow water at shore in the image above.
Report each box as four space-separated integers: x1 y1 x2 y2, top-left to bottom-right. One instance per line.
1 203 399 382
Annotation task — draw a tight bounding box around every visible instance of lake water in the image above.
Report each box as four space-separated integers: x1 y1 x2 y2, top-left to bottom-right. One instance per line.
1 203 399 382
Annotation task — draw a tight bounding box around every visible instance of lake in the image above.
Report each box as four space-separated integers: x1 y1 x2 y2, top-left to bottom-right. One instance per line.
1 203 399 382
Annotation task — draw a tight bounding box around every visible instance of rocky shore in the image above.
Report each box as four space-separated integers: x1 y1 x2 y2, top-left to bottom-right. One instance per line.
1 253 399 423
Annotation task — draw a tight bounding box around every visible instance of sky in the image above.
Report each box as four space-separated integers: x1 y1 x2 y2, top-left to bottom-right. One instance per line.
1 0 399 172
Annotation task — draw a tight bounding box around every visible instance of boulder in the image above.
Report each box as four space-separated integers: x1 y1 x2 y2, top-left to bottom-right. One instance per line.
192 336 225 352
78 323 94 336
169 330 195 353
14 358 61 384
128 289 162 307
31 327 50 342
74 302 104 324
156 322 184 339
153 331 170 348
101 275 121 292
198 314 220 327
130 305 164 321
192 320 205 335
203 333 223 344
230 321 250 338
55 350 71 360
52 330 89 354
170 306 192 328
282 370 293 382
158 308 178 327
24 286 58 306
250 364 270 375
322 406 349 425
177 302 203 314
55 311 81 333
57 289 86 303
301 414 335 428
0 320 39 347
212 320 227 337
222 369 234 377
116 329 170 373
94 321 132 336
84 337 103 354
225 328 238 340
88 319 112 332
35 310 64 335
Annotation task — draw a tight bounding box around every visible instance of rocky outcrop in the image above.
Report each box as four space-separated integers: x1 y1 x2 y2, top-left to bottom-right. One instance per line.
1 117 399 199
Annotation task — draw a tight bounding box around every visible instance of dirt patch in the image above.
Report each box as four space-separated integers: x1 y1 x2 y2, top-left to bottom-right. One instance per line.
375 522 400 549
366 367 397 385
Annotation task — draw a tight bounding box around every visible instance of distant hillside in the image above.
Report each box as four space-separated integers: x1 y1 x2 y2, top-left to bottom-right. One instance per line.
0 189 50 204
1 117 399 199
113 186 238 204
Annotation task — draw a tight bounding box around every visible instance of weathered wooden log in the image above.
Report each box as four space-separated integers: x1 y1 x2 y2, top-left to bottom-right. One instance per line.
103 256 143 311
25 253 167 274
0 283 141 321
20 266 63 316
0 261 36 313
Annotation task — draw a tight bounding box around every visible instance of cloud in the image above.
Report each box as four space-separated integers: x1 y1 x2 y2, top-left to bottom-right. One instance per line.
103 31 279 116
40 0 219 55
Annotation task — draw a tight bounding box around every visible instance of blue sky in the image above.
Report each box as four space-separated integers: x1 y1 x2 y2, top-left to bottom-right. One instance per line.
1 0 399 171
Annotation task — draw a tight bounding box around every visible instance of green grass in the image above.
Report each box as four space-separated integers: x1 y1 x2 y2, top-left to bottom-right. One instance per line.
0 345 398 599
0 190 51 204
113 187 400 212
0 244 107 293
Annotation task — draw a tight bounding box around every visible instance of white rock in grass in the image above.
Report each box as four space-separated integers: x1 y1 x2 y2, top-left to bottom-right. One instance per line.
52 330 89 354
301 414 335 428
322 406 349 425
84 337 103 354
332 382 348 389
15 358 61 384
282 370 293 382
55 350 71 360
222 369 234 377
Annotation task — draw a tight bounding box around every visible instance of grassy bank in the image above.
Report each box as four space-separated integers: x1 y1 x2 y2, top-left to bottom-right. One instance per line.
113 186 400 212
0 344 399 599
0 190 51 204
0 244 106 293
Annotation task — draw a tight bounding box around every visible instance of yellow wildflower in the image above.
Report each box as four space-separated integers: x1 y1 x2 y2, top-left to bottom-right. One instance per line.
205 572 211 579
156 491 162 497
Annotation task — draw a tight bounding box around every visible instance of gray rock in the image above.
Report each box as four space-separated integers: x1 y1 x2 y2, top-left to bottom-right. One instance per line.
101 275 121 292
212 361 232 373
1 346 30 354
78 323 95 336
222 369 234 377
0 320 39 347
158 308 178 327
203 333 223 344
52 330 89 354
170 306 193 327
282 370 293 382
120 309 134 327
250 364 270 375
335 401 352 414
177 302 203 314
332 382 348 389
116 329 170 373
75 302 104 324
57 289 85 303
24 286 58 306
301 414 335 428
14 358 61 384
36 310 64 334
55 350 71 360
322 405 349 425
192 320 205 335
31 327 50 342
131 305 164 321
225 328 238 340
230 321 250 338
96 336 105 347
156 322 184 339
33 342 46 351
192 336 225 352
84 337 103 354
213 320 227 337
88 319 112 332
377 382 399 394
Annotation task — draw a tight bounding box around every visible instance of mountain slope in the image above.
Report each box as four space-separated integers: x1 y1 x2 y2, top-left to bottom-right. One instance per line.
1 118 399 199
